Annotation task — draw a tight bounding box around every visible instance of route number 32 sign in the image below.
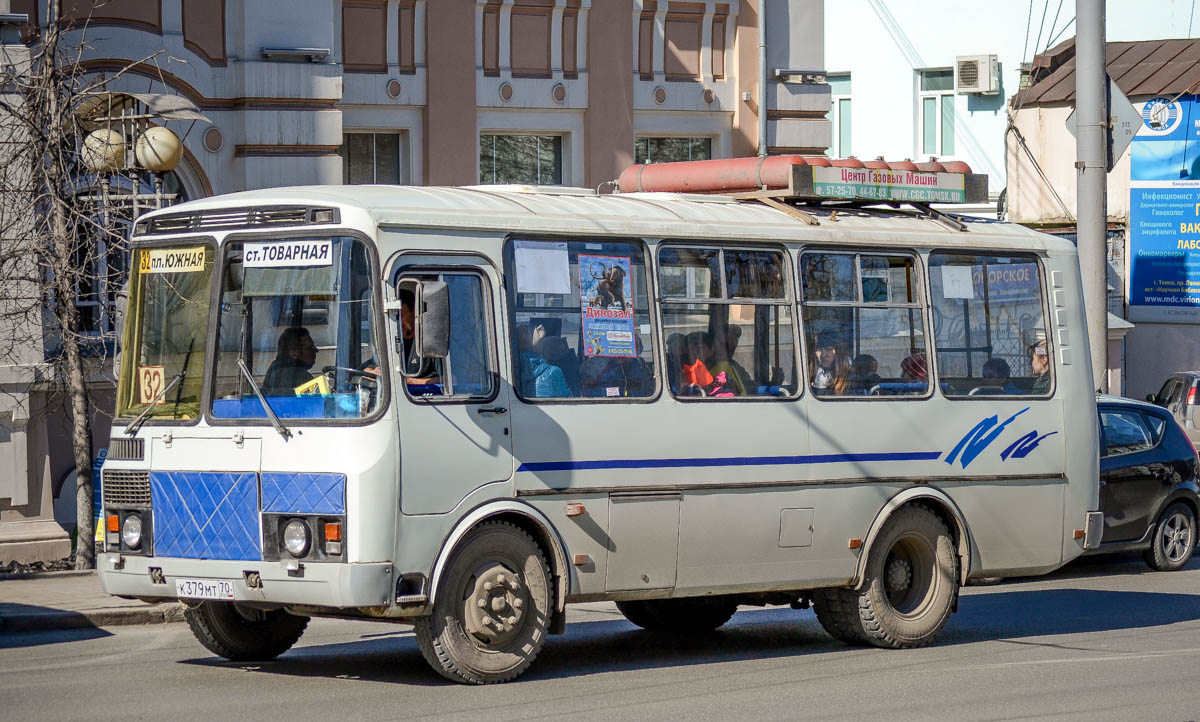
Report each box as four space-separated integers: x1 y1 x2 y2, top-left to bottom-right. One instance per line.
138 365 167 405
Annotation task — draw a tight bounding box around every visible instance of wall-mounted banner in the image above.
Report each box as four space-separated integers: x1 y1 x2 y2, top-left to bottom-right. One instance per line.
243 239 333 268
1129 94 1200 323
140 246 206 274
578 255 636 358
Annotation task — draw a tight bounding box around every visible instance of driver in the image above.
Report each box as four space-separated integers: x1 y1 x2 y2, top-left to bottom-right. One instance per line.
262 327 317 396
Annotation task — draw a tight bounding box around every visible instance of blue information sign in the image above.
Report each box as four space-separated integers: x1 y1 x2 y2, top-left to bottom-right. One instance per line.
1129 94 1200 322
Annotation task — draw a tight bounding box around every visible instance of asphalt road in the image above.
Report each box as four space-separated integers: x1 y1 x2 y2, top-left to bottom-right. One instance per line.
5 553 1200 722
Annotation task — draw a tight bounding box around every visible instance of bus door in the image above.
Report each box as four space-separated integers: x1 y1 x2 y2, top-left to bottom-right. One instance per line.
391 257 513 515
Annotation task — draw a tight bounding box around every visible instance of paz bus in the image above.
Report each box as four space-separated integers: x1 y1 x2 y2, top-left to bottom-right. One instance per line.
98 157 1101 684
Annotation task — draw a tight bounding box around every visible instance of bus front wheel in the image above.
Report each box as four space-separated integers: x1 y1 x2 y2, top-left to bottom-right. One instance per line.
414 521 552 684
816 505 958 649
184 602 309 661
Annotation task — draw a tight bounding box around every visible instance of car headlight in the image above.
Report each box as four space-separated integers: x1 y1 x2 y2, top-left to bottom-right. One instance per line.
283 518 311 558
121 513 143 550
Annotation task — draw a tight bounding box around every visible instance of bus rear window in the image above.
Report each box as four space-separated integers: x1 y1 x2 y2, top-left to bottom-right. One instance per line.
929 253 1051 397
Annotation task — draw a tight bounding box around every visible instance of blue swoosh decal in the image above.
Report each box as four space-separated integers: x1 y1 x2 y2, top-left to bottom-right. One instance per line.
516 451 942 473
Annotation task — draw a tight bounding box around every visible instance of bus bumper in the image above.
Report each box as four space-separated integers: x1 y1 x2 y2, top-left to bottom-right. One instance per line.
97 553 394 609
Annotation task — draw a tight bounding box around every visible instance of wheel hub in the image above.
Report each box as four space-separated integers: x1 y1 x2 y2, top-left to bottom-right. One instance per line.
462 566 525 645
886 556 912 593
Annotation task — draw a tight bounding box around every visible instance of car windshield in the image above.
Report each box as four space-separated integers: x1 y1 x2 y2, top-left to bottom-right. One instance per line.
210 236 382 421
115 243 214 420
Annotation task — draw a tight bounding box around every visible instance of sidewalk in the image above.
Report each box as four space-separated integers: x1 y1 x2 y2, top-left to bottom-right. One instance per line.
0 571 183 633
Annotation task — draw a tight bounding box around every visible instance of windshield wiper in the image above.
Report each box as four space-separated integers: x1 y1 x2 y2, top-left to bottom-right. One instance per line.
237 358 291 440
123 372 184 437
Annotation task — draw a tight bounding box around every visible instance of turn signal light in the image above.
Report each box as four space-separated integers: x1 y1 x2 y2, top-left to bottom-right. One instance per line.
106 515 119 532
324 522 342 542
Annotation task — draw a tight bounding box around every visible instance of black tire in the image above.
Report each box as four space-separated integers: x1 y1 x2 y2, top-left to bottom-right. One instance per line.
615 597 737 632
811 587 867 645
1143 502 1197 571
856 505 959 648
184 602 309 662
414 521 552 684
815 506 958 649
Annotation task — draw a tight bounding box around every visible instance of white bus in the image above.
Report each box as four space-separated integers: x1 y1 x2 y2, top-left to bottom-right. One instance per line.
99 166 1101 684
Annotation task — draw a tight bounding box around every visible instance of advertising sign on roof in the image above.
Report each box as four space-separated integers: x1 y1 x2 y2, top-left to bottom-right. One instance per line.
810 167 967 203
1128 94 1200 323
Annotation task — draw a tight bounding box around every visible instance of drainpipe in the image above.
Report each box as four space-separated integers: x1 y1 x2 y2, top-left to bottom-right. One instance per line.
758 0 767 157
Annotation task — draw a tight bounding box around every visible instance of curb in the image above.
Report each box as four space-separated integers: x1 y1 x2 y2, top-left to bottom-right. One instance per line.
0 603 185 633
0 569 96 582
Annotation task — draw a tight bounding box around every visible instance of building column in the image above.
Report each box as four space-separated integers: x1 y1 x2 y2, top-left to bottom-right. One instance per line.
424 1 478 185
585 0 633 189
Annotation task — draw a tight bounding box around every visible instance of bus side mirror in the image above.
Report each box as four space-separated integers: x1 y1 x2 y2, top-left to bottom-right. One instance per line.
417 281 449 359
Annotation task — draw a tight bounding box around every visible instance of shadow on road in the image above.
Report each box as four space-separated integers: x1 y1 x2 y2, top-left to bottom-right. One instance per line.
180 584 1200 685
0 604 113 648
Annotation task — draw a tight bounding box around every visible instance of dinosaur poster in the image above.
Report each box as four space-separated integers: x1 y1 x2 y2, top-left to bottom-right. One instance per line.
578 254 635 357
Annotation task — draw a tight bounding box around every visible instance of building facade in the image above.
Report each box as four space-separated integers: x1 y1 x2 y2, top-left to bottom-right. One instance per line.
0 0 828 562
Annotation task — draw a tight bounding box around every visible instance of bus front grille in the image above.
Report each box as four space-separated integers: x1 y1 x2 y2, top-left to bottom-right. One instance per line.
102 469 151 506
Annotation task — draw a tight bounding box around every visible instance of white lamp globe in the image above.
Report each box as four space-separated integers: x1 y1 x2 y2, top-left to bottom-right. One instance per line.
80 129 125 172
134 126 183 172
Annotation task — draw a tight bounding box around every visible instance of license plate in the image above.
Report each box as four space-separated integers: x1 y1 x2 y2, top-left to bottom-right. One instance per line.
175 578 235 600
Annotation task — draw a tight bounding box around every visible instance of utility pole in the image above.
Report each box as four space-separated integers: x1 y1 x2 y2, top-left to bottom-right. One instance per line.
1076 0 1108 391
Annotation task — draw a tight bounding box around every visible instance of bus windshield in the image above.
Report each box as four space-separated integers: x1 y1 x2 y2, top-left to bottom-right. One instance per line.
115 243 214 420
210 235 382 421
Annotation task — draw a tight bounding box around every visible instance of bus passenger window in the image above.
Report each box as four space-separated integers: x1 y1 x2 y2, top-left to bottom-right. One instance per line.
801 252 928 398
505 239 656 400
659 245 797 399
929 253 1051 397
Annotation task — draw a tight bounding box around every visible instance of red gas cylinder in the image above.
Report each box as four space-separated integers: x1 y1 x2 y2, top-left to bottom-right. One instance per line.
941 161 973 174
802 156 832 166
914 160 946 172
888 160 918 171
830 157 865 168
864 158 890 169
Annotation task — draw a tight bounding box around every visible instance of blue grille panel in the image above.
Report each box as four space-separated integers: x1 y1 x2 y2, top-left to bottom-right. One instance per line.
150 472 261 561
261 473 346 514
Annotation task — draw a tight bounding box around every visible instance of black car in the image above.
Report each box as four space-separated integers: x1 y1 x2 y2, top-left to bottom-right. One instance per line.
1093 395 1200 570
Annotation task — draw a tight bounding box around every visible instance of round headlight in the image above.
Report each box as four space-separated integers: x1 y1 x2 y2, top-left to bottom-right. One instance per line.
121 513 143 550
283 519 311 558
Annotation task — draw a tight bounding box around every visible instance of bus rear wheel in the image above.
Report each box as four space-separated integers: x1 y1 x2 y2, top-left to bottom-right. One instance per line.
414 521 551 684
184 602 309 661
615 597 738 632
855 505 958 648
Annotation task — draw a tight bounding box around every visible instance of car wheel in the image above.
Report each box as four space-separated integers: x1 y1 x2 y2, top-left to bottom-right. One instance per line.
1143 502 1197 572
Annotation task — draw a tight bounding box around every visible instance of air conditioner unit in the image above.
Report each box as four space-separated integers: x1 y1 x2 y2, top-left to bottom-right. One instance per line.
955 54 999 95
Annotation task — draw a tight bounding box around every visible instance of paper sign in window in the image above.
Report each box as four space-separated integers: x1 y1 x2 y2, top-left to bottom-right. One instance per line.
514 242 571 294
941 266 975 299
141 247 206 274
244 239 333 268
138 365 167 405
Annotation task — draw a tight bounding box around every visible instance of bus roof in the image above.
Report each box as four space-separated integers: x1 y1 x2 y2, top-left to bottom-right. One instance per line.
136 184 1075 254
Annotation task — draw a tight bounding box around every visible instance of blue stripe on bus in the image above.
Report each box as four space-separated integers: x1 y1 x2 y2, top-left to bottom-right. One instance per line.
516 451 942 473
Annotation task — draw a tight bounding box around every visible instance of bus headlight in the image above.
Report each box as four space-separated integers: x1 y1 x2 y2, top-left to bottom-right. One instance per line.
121 513 143 550
283 519 311 558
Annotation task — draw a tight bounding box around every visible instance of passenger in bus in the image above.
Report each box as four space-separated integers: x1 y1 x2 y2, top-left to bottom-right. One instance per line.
980 357 1020 394
811 334 849 395
262 327 317 396
723 325 757 394
680 331 714 396
580 337 653 397
706 330 747 396
850 354 882 394
398 289 440 387
1029 339 1050 394
665 333 686 393
535 334 581 396
900 352 928 382
517 323 570 398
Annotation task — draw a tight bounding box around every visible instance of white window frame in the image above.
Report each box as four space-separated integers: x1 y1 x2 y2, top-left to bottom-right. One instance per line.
916 67 956 160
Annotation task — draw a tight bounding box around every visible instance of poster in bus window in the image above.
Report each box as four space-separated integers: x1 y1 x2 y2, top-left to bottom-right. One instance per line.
579 255 636 357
